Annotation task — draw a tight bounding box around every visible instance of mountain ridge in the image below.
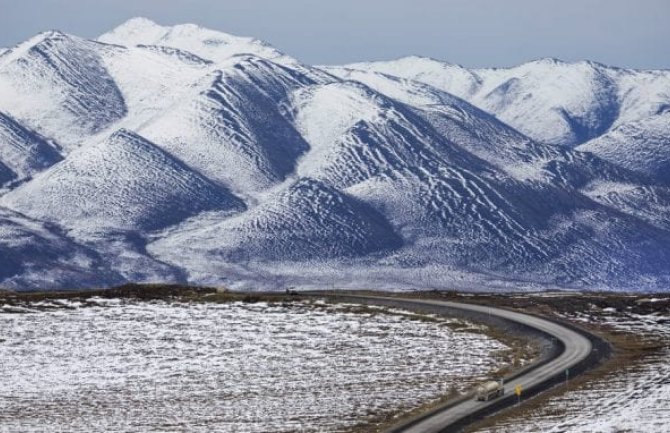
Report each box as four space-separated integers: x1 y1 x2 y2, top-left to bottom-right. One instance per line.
335 56 670 153
1 18 669 292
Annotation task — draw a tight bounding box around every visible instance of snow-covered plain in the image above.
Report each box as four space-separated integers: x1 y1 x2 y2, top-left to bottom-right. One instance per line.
474 309 670 433
0 299 510 432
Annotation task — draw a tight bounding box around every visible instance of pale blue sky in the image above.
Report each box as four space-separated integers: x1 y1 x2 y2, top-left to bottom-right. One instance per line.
1 0 668 69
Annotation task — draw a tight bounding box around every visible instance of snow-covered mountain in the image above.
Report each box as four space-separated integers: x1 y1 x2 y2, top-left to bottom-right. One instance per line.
0 112 62 188
98 17 292 66
138 57 320 197
0 31 127 150
579 111 670 183
1 18 669 292
0 207 122 289
1 128 244 232
333 57 670 156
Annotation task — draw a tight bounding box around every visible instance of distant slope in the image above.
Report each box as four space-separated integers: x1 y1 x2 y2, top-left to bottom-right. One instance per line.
579 111 670 182
337 56 482 99
0 207 121 289
98 17 292 66
139 56 319 196
1 129 244 231
0 31 126 150
0 112 62 187
1 18 670 292
471 59 620 147
334 57 670 149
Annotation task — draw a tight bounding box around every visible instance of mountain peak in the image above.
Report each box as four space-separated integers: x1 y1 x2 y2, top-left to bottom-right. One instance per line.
501 57 614 73
29 29 69 41
0 30 72 65
98 17 289 64
344 55 462 71
101 17 247 45
521 57 617 70
118 16 161 29
397 55 462 67
397 55 446 63
337 56 482 99
98 17 167 46
528 57 566 65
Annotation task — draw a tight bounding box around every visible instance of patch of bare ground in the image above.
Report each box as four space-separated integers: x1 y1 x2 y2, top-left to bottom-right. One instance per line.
0 284 308 307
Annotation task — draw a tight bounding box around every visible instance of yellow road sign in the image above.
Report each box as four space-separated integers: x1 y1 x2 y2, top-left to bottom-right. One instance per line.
514 384 522 396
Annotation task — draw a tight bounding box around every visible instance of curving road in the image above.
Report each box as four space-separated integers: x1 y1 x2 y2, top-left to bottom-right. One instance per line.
317 295 598 433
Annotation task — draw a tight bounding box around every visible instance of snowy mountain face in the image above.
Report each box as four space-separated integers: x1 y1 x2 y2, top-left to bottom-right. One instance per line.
0 112 62 188
0 207 121 288
0 32 127 151
1 18 669 292
1 129 244 232
138 57 319 197
98 17 288 64
333 58 670 180
579 111 670 183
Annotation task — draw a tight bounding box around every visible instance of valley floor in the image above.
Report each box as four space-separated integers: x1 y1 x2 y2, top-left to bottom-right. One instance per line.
1 288 667 433
0 294 514 433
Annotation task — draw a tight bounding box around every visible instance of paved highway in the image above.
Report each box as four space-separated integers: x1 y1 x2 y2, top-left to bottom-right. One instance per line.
325 296 595 433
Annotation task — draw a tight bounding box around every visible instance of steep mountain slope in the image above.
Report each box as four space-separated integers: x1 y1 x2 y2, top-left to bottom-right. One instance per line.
322 67 635 187
148 76 670 290
0 207 121 289
285 82 670 280
150 178 401 267
1 129 244 232
1 19 670 292
0 31 126 150
139 56 320 196
0 112 62 187
335 57 670 149
94 42 214 131
579 111 670 182
0 161 15 187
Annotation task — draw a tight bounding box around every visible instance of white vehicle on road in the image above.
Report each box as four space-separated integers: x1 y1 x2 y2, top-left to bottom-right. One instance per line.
476 380 505 401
